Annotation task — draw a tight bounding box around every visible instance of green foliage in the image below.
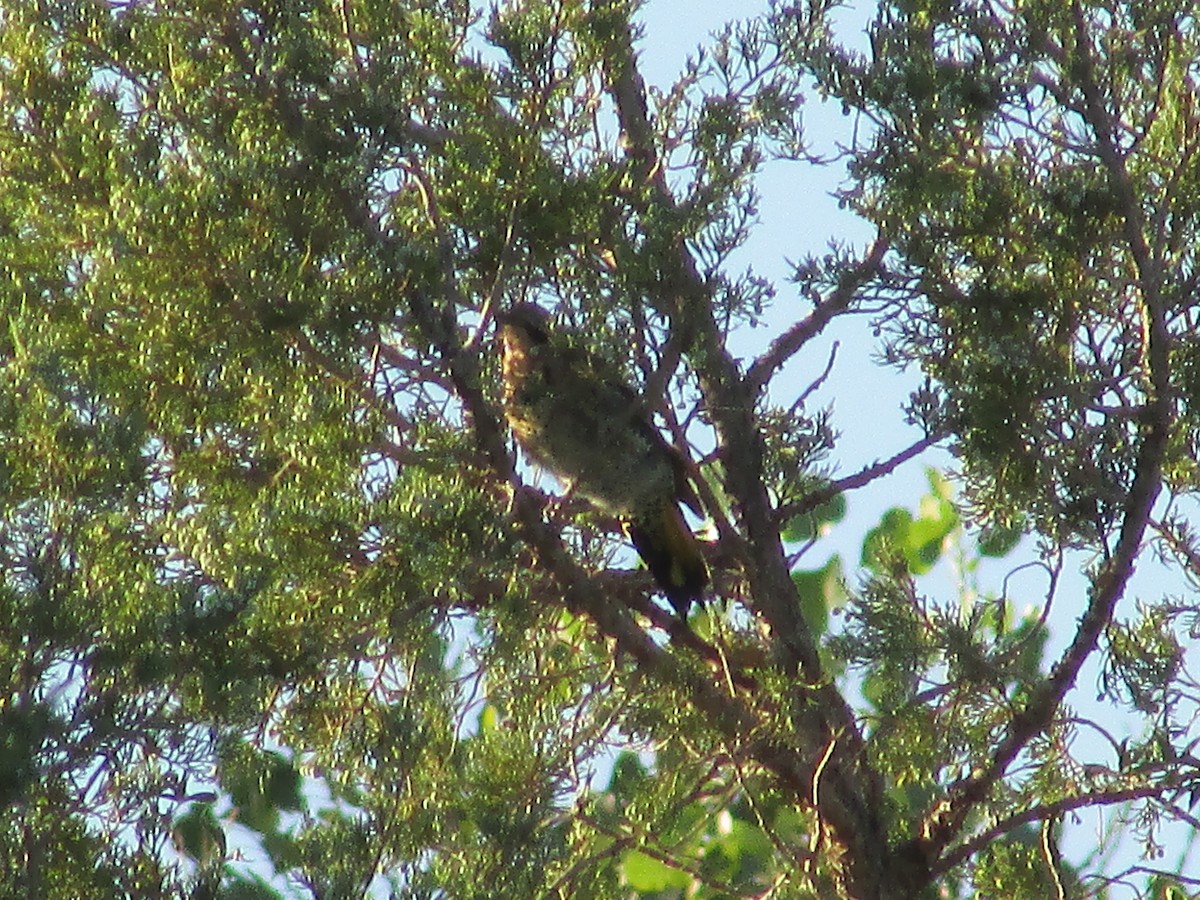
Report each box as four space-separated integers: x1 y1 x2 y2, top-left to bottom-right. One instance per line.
600 758 802 898
0 701 51 807
2 0 1199 897
861 469 958 575
782 490 846 543
836 0 1200 547
976 521 1023 558
971 826 1072 898
172 803 227 870
219 742 304 834
219 873 284 900
621 851 691 893
791 554 846 637
831 479 1057 836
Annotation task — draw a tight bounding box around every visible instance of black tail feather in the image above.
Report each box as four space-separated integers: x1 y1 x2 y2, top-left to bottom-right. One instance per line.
626 505 708 618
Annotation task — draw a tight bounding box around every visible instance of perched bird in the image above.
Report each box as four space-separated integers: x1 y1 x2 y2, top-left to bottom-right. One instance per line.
497 303 709 617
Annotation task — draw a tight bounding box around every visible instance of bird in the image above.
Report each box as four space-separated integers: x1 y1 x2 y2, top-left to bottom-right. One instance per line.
496 303 709 617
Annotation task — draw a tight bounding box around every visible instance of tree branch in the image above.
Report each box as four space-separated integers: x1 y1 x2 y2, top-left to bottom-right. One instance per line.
933 783 1169 877
746 236 890 392
774 432 944 526
597 7 892 896
912 3 1174 871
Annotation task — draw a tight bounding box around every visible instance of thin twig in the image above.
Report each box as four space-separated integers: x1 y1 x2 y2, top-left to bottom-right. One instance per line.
774 432 944 525
746 236 889 392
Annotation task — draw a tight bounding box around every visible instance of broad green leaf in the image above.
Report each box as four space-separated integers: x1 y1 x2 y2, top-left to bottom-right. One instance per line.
861 507 913 572
977 523 1023 558
792 555 847 636
621 850 690 892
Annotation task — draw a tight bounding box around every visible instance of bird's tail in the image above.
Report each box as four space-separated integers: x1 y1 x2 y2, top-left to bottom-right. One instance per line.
626 504 709 618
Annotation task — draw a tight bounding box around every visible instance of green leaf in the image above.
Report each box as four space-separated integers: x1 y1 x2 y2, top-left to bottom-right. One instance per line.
608 751 648 804
265 757 303 812
978 523 1023 558
621 850 689 892
924 467 953 501
998 615 1050 682
860 670 894 713
862 482 959 575
904 512 955 574
261 831 303 873
861 507 913 572
906 475 959 573
717 818 774 868
219 743 303 835
792 555 846 636
217 871 284 900
171 803 226 867
0 702 52 806
478 703 500 733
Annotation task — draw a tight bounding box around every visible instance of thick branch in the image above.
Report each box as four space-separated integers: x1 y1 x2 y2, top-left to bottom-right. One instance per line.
598 8 892 896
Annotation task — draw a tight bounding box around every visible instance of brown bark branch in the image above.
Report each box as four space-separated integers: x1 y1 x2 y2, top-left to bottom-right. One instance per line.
933 783 1170 877
746 236 890 392
597 7 892 896
775 432 945 526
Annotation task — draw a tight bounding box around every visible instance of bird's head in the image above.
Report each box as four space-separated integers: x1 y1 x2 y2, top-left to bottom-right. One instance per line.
496 303 553 353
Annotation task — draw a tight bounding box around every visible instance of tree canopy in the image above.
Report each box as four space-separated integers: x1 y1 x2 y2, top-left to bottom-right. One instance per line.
1 0 1199 897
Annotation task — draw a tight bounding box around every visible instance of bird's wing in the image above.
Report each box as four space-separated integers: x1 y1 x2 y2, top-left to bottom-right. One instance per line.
571 345 705 518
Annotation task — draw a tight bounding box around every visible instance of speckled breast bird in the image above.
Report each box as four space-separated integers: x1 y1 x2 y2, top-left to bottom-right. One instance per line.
497 303 709 617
